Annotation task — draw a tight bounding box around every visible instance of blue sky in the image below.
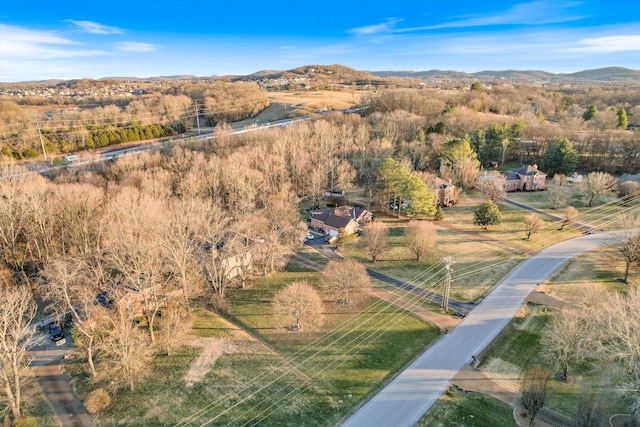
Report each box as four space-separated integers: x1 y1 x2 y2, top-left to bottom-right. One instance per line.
1 0 639 82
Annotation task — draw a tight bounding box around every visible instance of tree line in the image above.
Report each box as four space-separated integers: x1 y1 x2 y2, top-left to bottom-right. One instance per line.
0 81 269 160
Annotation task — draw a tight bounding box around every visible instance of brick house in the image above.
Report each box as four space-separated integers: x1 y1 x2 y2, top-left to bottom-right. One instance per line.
310 205 373 237
434 177 457 206
504 164 547 192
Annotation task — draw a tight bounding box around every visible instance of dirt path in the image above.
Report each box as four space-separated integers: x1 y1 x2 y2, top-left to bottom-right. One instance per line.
182 338 235 388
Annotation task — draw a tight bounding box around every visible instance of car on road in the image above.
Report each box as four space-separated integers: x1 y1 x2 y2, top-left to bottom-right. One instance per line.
49 324 64 341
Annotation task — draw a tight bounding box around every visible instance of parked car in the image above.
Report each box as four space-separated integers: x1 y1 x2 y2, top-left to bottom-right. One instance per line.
49 324 64 341
304 233 315 241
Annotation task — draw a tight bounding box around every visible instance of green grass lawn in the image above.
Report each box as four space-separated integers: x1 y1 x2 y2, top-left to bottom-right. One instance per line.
19 383 57 427
338 212 525 302
478 305 551 374
70 270 439 426
477 302 631 421
417 387 515 427
504 187 635 232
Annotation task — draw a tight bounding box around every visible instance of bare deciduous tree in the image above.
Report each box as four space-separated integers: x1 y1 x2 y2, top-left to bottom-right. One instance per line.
160 198 217 303
576 394 606 427
105 188 169 343
596 286 640 420
541 308 596 382
546 173 570 210
254 199 306 275
0 286 37 420
404 220 438 261
51 183 106 258
321 259 371 305
155 301 192 357
362 221 389 263
560 206 579 230
42 257 105 377
0 175 31 271
618 181 640 206
523 214 544 240
98 310 154 392
200 225 245 300
520 367 551 426
475 171 506 201
272 281 324 331
615 215 640 284
580 172 617 207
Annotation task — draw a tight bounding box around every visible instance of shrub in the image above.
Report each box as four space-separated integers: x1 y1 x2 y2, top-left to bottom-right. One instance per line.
12 416 40 427
83 388 111 414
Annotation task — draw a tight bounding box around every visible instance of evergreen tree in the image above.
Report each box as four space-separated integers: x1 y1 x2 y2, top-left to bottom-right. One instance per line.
618 108 629 129
434 205 444 222
543 137 577 176
582 105 598 121
473 200 501 229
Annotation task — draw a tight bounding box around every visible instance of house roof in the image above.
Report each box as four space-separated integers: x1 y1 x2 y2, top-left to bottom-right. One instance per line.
312 205 370 222
434 177 455 189
504 171 520 181
514 164 546 176
312 205 371 230
324 215 355 230
504 165 546 180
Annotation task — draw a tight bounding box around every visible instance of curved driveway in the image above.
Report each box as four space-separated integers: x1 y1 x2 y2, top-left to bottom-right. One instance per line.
342 230 626 427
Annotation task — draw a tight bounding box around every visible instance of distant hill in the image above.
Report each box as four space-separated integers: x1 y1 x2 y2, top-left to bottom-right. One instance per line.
3 64 639 88
241 64 380 84
370 67 640 83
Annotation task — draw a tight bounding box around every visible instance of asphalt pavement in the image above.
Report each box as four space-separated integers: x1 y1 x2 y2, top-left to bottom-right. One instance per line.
342 230 626 427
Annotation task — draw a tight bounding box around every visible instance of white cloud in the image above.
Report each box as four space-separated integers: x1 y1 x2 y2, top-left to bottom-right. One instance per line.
0 24 105 59
117 42 160 52
65 20 124 35
566 35 640 53
348 18 402 36
397 1 586 32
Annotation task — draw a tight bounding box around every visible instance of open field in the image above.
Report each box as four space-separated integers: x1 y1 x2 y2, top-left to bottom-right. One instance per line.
67 271 438 426
267 89 362 115
540 245 633 301
505 188 637 232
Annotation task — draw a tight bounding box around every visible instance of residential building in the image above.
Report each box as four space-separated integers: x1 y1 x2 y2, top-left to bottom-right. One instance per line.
504 164 547 192
310 205 373 237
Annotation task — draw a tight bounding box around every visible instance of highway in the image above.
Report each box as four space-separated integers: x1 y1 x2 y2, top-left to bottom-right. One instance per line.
342 230 626 427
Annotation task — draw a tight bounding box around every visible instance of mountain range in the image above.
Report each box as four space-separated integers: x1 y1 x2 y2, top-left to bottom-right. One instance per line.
368 66 640 83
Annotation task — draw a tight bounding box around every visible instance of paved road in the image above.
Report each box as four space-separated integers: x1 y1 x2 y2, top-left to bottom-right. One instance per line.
342 230 625 427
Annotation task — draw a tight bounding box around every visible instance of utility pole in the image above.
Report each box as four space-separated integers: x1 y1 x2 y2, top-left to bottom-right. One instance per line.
34 116 47 160
442 257 453 312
